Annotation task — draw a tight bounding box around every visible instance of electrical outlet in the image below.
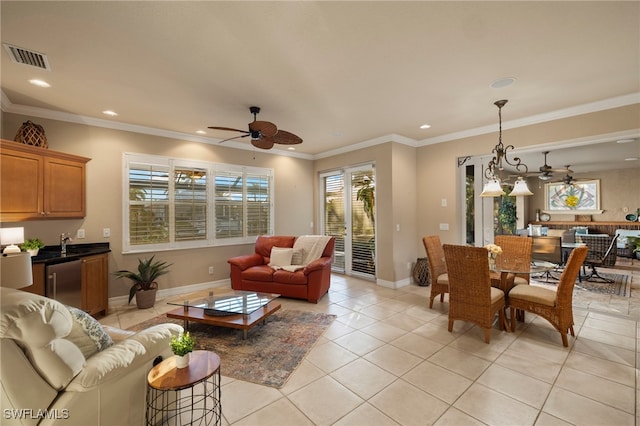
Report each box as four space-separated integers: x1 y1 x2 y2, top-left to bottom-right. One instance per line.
208 266 214 275
77 229 85 239
103 228 111 238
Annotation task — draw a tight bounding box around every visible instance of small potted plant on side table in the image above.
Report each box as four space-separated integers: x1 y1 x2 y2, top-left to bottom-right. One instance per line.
170 332 196 368
21 238 45 257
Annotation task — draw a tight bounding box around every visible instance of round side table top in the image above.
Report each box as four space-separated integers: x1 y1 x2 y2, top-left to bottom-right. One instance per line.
147 350 221 391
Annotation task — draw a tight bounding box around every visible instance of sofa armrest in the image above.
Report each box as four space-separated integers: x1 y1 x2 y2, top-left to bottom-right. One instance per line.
66 324 182 391
228 253 264 270
304 256 333 274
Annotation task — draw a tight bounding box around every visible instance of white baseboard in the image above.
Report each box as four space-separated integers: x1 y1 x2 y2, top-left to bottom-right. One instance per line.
376 277 410 289
108 278 231 307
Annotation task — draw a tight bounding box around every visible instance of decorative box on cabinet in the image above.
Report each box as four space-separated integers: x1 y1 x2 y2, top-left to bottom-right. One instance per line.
0 139 90 221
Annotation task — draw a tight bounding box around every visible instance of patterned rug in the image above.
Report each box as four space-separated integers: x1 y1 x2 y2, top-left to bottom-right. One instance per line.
128 309 336 388
531 271 632 297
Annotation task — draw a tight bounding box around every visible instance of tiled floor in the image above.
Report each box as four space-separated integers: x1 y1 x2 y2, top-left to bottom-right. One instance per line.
101 266 639 426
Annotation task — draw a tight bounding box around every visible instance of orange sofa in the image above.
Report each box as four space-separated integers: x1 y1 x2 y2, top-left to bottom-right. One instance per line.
228 235 335 303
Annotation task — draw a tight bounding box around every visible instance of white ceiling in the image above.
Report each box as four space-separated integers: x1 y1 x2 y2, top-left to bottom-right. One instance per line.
1 1 639 172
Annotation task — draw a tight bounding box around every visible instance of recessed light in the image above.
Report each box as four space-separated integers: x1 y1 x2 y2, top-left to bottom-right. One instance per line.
624 157 638 161
420 124 431 129
616 138 636 144
196 130 206 135
490 77 516 89
29 79 50 88
102 110 118 116
287 147 295 151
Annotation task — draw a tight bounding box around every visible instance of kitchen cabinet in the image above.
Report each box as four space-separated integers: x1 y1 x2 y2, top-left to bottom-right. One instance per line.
23 263 46 296
82 253 109 316
28 246 110 317
0 139 90 222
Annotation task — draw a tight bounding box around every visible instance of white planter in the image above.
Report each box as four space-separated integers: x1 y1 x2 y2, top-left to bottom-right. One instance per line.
175 353 190 369
26 249 40 257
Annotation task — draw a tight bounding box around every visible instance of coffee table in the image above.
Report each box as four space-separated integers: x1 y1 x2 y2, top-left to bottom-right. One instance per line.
167 290 281 339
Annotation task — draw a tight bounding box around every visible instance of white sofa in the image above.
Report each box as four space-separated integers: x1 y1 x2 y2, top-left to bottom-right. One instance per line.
0 288 182 426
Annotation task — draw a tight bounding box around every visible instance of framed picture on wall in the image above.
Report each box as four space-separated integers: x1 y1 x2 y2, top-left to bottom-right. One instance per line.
544 180 603 214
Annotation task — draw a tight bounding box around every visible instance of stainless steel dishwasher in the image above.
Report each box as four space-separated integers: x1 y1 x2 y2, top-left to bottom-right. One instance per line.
46 260 82 308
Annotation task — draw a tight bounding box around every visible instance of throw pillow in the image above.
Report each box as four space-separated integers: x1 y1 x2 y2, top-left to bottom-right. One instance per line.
66 306 114 358
291 248 304 265
269 247 293 267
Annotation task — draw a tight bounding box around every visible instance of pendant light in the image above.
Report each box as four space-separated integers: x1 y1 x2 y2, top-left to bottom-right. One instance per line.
480 100 533 197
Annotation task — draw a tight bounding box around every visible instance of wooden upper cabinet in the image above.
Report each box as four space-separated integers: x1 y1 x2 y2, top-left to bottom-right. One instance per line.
1 139 90 221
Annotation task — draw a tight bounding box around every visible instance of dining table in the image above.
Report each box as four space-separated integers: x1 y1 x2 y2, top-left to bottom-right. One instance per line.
490 259 557 294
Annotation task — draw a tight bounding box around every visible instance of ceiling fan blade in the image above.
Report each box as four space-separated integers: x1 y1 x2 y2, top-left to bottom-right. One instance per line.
218 134 250 144
251 138 275 150
207 126 250 133
272 130 303 145
249 121 278 137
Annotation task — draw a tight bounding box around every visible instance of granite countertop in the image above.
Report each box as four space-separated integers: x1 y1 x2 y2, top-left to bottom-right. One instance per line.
31 243 111 265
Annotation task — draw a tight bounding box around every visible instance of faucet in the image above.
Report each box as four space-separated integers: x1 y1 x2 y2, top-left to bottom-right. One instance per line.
60 233 72 255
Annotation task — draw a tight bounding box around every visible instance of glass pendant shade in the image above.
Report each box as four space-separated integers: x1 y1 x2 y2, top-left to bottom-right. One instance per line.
480 179 506 197
508 177 534 196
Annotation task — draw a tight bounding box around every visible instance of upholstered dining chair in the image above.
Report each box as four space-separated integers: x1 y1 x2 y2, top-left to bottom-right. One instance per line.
494 235 533 290
443 244 506 343
507 246 588 347
422 235 449 309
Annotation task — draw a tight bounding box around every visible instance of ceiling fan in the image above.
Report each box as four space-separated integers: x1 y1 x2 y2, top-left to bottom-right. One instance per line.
526 151 573 181
208 106 302 150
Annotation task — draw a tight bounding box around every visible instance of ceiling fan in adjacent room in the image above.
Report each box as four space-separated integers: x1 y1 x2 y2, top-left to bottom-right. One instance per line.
208 106 303 150
527 151 573 181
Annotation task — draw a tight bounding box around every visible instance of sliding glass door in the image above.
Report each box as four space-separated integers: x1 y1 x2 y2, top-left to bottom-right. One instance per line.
320 164 376 278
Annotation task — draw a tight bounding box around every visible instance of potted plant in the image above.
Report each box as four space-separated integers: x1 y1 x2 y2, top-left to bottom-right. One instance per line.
21 238 45 256
113 256 171 309
170 332 195 368
626 236 640 260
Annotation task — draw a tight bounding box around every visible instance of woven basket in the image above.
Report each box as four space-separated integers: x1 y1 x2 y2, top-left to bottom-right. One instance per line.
14 120 48 148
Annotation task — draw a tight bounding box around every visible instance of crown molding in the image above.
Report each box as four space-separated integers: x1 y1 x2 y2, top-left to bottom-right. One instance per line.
418 92 640 147
3 90 638 160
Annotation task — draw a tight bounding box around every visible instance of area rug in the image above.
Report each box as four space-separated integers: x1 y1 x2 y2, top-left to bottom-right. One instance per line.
531 272 632 297
128 309 336 388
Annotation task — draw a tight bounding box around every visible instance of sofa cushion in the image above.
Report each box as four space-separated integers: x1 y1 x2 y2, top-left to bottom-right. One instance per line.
269 247 293 267
66 306 114 358
255 236 296 261
0 288 85 390
242 264 276 282
273 269 308 285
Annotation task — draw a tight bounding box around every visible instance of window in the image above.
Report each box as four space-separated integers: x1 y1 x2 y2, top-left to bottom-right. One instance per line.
123 153 273 252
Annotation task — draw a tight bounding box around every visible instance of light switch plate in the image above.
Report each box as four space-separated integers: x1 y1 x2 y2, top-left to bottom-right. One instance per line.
103 228 111 238
439 223 449 231
77 229 85 239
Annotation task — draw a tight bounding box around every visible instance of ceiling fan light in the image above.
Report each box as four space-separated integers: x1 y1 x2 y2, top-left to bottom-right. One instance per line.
538 174 553 181
508 177 534 196
480 179 506 197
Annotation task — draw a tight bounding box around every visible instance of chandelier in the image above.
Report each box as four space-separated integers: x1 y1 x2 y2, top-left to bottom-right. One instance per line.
480 100 533 197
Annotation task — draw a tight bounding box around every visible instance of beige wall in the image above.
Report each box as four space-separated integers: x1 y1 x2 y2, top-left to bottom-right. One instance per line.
2 112 315 298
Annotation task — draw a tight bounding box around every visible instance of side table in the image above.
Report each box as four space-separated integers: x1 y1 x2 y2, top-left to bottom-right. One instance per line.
146 350 221 425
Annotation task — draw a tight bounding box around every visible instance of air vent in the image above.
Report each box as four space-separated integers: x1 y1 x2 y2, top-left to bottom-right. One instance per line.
3 44 50 70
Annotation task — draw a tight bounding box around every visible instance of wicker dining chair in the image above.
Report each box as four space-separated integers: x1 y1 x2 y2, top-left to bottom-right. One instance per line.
442 244 506 343
494 235 533 290
422 236 449 309
507 246 588 347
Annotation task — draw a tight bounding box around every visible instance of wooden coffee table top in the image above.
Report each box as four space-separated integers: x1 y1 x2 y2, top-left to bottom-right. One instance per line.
167 300 281 332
